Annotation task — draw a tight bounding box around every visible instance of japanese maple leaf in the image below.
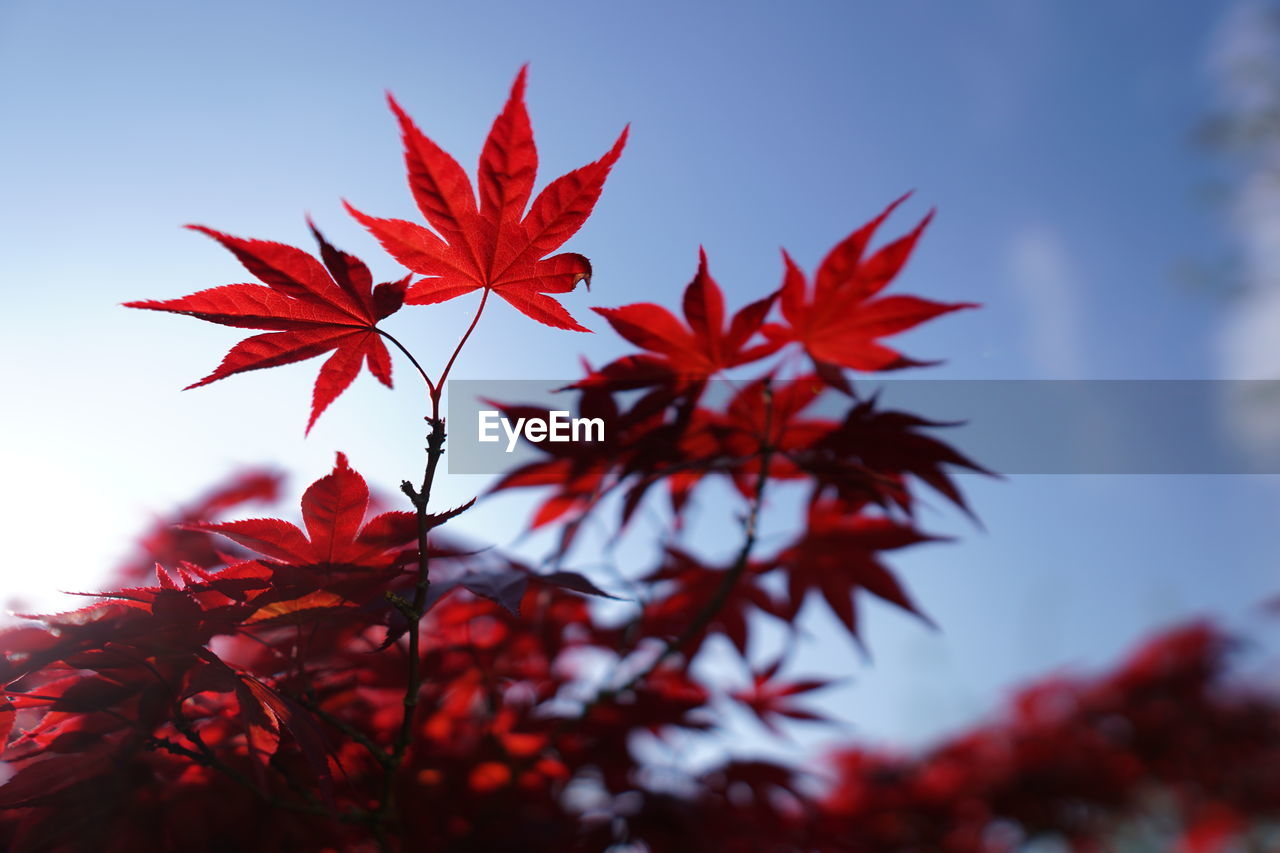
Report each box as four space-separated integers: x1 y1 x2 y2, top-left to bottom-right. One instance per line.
768 500 941 648
608 378 834 520
113 467 281 586
638 548 784 658
588 249 780 385
186 453 457 574
765 195 975 381
126 222 408 433
804 397 990 517
706 375 837 490
730 659 833 735
345 67 627 331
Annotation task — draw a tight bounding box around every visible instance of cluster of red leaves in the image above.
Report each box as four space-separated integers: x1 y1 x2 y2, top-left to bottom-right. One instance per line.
0 454 602 850
5 480 1276 853
816 624 1280 852
491 190 982 557
126 67 626 431
3 253 979 849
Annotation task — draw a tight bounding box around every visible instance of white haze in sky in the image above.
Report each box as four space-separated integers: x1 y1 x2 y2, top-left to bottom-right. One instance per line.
1212 1 1280 456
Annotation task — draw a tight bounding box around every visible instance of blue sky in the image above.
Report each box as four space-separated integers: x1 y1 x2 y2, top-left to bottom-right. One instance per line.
1 0 1276 757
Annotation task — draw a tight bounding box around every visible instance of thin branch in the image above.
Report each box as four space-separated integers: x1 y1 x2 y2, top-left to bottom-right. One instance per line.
147 735 369 823
370 288 491 848
566 380 780 716
293 695 392 769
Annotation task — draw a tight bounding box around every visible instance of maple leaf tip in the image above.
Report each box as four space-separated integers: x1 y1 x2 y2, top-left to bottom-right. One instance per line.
614 124 631 152
184 224 222 239
304 403 336 436
385 92 417 131
694 247 711 281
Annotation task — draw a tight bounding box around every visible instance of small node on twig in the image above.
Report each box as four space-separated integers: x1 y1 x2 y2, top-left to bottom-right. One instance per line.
400 481 422 506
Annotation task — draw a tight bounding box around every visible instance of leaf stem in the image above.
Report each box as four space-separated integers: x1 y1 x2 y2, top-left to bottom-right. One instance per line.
378 329 435 395
431 287 491 416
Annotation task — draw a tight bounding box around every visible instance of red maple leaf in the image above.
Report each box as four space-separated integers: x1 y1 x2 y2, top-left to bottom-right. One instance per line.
765 195 975 381
589 249 780 385
638 548 784 658
804 398 991 517
345 67 627 332
185 452 435 573
768 500 941 648
113 468 282 585
730 659 832 735
701 375 837 491
126 222 408 432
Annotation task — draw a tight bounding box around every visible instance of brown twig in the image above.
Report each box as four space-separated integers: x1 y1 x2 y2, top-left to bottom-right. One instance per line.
547 381 780 739
370 288 489 850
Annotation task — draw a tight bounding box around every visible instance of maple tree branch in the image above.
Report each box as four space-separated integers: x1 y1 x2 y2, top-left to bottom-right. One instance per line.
364 281 501 849
575 381 780 712
500 384 781 793
162 717 347 821
131 657 347 824
377 329 435 395
370 288 491 849
617 394 777 695
658 383 776 674
148 735 373 824
149 735 251 785
294 695 392 769
374 411 448 847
